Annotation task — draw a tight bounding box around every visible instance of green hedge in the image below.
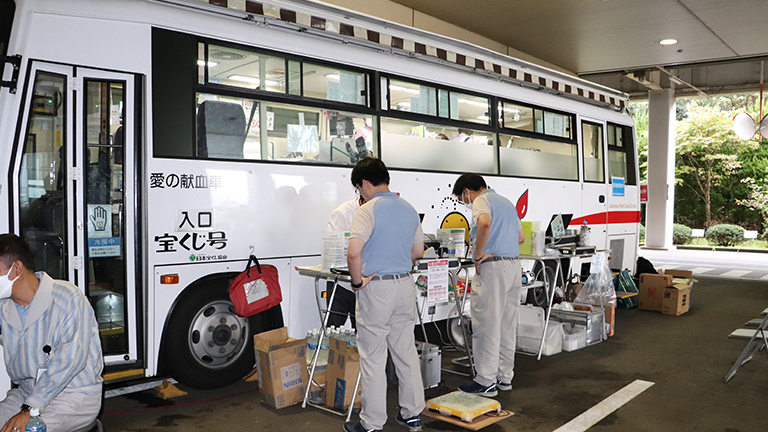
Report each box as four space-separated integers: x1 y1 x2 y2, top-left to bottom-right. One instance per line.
705 224 745 247
672 224 693 245
639 224 645 243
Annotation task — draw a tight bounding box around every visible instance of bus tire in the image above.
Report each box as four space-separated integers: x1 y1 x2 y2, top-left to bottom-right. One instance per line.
162 277 283 390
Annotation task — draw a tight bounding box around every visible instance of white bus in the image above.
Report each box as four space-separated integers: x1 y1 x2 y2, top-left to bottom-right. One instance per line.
0 0 639 389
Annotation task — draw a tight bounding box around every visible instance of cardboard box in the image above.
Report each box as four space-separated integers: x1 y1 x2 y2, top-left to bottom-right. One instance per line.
663 269 693 279
663 284 691 316
638 273 673 311
254 327 309 409
325 337 362 410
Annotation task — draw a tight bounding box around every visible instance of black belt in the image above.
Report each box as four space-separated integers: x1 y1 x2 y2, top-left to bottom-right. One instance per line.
371 273 412 281
482 256 518 263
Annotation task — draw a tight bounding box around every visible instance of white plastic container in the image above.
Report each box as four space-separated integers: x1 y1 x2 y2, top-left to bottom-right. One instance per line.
562 325 587 352
517 322 564 356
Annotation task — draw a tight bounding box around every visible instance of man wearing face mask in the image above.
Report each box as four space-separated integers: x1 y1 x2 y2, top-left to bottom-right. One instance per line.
0 234 103 432
452 174 524 397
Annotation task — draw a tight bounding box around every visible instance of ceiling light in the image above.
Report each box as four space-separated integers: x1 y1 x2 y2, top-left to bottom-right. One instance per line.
659 39 678 46
459 98 488 107
228 75 279 86
390 85 420 95
669 75 685 86
197 60 218 67
324 73 340 81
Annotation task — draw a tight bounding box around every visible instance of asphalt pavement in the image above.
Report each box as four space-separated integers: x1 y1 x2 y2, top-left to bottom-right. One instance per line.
640 247 768 281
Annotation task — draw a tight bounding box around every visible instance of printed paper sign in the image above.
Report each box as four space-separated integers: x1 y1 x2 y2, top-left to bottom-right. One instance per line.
87 204 112 238
244 279 269 304
427 259 450 305
321 231 350 272
88 237 121 258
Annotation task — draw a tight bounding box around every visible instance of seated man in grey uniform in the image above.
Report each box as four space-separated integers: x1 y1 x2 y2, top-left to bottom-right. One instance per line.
345 158 425 432
0 234 103 432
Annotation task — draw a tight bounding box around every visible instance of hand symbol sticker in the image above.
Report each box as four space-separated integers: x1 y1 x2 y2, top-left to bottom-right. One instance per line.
90 206 108 232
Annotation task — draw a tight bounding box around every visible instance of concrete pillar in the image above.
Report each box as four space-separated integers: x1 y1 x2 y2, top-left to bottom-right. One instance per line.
645 89 676 249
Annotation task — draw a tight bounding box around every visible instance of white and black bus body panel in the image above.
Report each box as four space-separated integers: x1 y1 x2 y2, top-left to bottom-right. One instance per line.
1 0 638 384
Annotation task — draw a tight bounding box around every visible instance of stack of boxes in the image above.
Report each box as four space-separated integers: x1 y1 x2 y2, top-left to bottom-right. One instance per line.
254 328 363 410
638 269 694 315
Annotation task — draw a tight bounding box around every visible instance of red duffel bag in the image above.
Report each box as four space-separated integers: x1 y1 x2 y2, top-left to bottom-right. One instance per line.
228 255 282 317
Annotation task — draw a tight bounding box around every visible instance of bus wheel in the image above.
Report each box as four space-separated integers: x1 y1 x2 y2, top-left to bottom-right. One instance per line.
163 278 282 389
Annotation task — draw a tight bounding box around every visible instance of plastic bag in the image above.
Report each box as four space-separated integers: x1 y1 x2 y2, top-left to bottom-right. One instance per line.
573 253 617 308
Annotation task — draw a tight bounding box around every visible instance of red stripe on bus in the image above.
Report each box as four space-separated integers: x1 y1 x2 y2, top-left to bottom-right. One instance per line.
569 211 641 226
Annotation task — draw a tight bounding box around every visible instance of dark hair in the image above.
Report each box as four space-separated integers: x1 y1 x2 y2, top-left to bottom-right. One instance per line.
351 158 390 188
0 234 35 272
458 128 474 136
452 173 487 197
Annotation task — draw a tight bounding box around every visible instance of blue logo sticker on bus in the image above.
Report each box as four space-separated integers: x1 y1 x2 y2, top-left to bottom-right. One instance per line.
612 177 625 197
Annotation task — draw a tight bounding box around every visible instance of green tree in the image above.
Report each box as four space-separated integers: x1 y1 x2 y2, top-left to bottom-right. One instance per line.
626 101 648 183
738 145 768 236
675 104 747 228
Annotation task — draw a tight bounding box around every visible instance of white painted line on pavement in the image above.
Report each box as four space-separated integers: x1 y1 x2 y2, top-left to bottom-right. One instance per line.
659 265 679 270
761 274 768 281
553 379 654 432
690 267 715 274
719 270 750 278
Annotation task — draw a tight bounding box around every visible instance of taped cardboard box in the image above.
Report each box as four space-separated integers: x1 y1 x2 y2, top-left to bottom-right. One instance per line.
325 337 362 410
638 273 673 311
254 327 309 409
663 284 691 315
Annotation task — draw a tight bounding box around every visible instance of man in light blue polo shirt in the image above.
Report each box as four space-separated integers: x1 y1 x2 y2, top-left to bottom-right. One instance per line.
345 158 425 432
453 173 524 397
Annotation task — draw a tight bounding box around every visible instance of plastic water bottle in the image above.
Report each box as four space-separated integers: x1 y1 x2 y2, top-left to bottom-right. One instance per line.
579 221 591 247
318 329 330 365
306 329 319 365
347 329 357 347
25 408 46 432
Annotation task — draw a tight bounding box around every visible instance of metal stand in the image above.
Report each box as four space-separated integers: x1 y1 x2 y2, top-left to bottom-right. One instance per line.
725 313 768 383
448 264 474 376
520 255 564 360
296 268 361 420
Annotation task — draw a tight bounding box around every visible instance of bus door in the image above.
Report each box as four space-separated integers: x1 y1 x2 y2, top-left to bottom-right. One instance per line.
14 63 139 367
75 68 139 366
580 119 609 252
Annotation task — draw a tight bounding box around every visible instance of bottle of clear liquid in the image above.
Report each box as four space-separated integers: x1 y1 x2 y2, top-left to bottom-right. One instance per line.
579 221 591 247
306 329 319 365
25 408 46 432
347 329 357 347
318 328 330 365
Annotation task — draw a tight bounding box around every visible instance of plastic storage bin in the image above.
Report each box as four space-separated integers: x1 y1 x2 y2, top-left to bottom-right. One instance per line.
562 325 587 352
